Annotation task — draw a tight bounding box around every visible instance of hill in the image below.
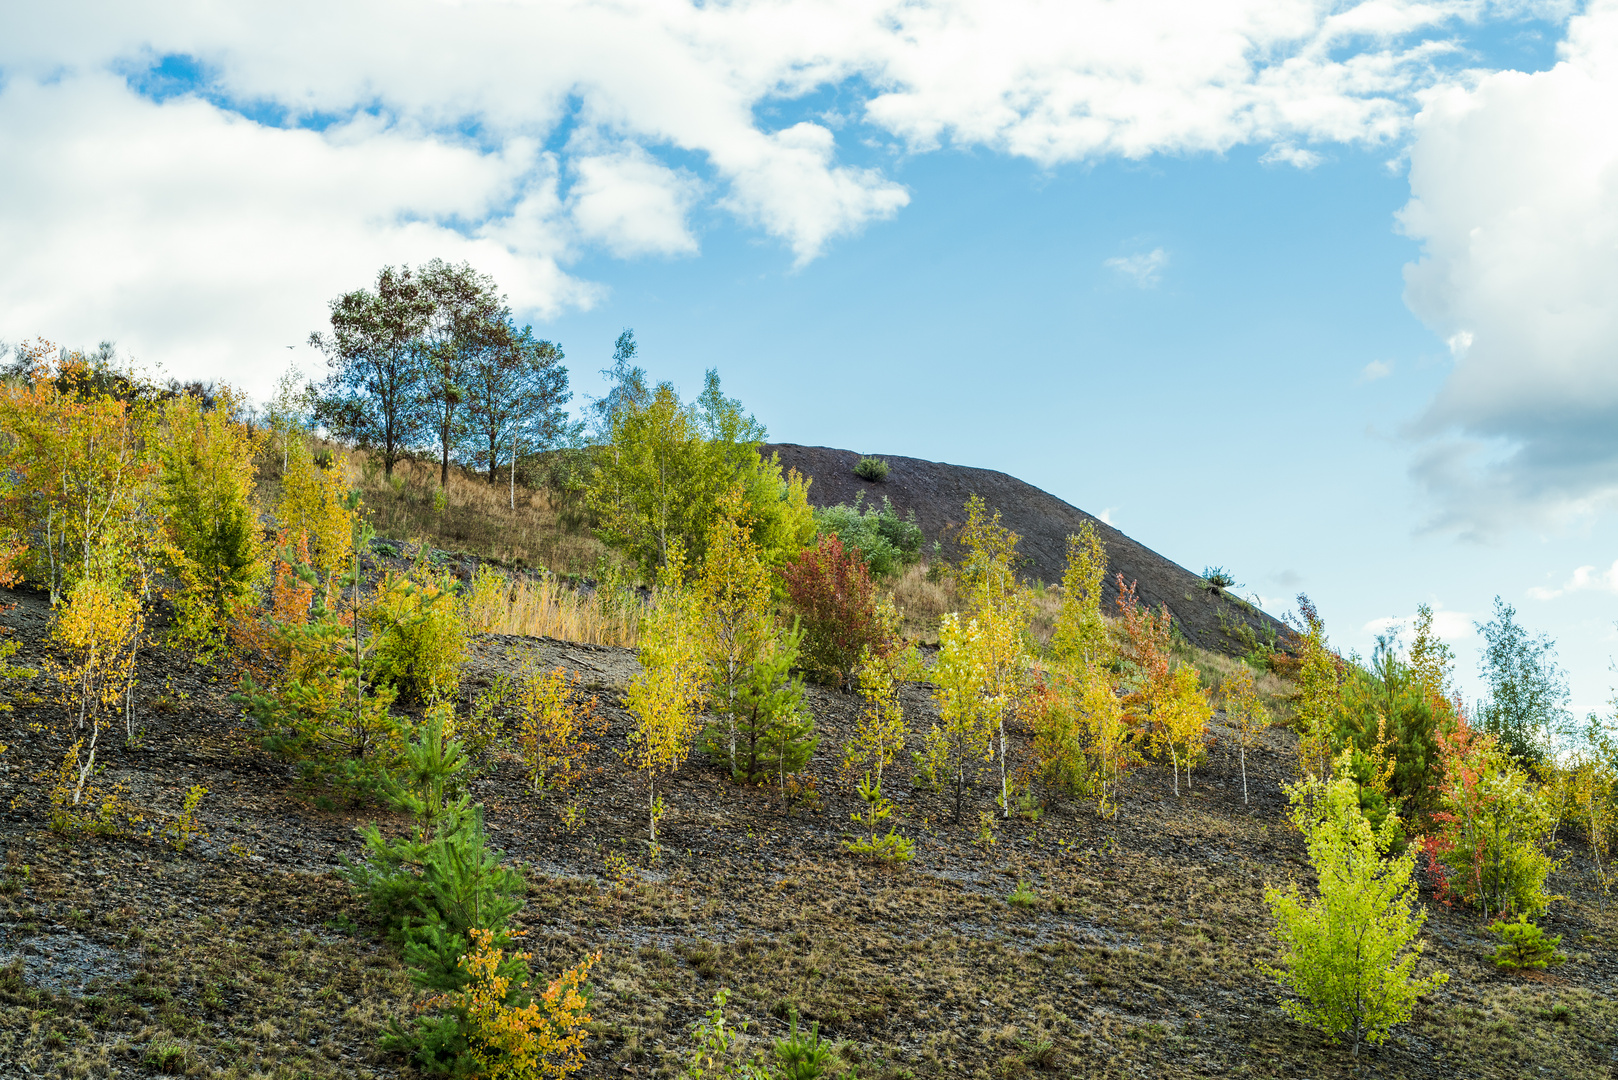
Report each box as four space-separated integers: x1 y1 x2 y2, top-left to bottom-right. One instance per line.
767 444 1289 655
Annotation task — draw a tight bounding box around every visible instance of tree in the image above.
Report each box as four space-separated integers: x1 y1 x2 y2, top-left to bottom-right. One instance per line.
511 667 603 797
157 387 267 660
417 260 505 490
623 556 708 848
1222 664 1268 805
459 319 570 488
586 328 650 442
1291 594 1344 781
694 489 775 776
929 613 999 823
311 265 433 479
587 370 811 578
1476 597 1570 771
1262 757 1447 1056
780 535 892 687
1051 523 1109 669
0 352 159 604
1427 721 1558 917
957 496 1031 816
1155 664 1211 795
265 365 314 475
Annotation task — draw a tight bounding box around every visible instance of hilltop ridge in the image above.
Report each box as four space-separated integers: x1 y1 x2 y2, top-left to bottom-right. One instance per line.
765 443 1289 655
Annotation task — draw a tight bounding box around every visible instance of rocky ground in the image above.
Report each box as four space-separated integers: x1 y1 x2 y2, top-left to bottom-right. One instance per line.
1 581 1615 1079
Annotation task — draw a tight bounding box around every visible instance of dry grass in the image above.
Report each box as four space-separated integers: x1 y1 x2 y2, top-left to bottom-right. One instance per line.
466 568 642 648
888 562 957 641
327 447 617 577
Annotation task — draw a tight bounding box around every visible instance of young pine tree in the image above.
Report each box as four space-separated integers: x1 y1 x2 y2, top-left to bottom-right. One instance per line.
1263 754 1448 1057
728 624 815 794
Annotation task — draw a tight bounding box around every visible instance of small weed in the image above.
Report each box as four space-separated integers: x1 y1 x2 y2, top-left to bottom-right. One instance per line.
1007 881 1039 909
144 1042 188 1074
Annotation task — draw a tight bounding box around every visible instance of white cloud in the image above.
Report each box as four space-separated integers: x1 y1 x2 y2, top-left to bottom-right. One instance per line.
1097 507 1117 526
0 0 1582 396
568 143 702 259
1362 605 1474 641
1527 560 1618 599
1261 143 1325 168
1399 1 1618 536
1360 359 1393 381
1105 248 1170 288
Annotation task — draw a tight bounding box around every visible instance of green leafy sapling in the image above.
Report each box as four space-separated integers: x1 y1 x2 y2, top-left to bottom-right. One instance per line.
1262 753 1448 1056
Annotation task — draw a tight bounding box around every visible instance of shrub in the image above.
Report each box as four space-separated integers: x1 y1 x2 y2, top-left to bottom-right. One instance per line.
812 493 921 579
773 1009 832 1080
780 535 893 687
165 784 208 852
426 928 598 1079
853 456 889 482
43 729 136 837
50 572 142 734
370 561 470 705
1488 914 1566 970
1427 722 1558 917
1262 757 1447 1056
1200 566 1239 591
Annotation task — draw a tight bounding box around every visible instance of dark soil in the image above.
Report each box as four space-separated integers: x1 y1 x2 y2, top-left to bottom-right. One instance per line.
766 444 1289 657
2 582 1615 1079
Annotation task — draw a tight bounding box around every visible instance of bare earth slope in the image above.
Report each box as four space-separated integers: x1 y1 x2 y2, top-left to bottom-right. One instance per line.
766 444 1288 655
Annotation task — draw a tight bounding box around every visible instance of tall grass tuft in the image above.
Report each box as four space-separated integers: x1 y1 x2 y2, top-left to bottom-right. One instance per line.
466 565 641 648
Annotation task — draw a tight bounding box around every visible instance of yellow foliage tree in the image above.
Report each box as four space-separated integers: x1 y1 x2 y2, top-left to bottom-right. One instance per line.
276 440 356 605
928 613 998 823
430 928 598 1079
623 553 708 847
1154 664 1212 796
157 387 267 660
513 667 602 796
52 573 141 733
1222 663 1270 805
1052 522 1110 668
956 495 1030 817
847 650 907 791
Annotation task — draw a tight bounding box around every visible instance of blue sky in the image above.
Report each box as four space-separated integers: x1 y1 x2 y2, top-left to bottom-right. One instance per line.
5 0 1618 716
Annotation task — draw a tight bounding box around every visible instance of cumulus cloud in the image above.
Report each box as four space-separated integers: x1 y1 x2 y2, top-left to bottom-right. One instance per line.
1106 249 1170 288
0 0 1578 394
1360 359 1394 381
1400 1 1618 536
1527 560 1618 599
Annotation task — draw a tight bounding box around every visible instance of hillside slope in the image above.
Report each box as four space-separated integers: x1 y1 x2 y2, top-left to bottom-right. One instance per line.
766 443 1288 655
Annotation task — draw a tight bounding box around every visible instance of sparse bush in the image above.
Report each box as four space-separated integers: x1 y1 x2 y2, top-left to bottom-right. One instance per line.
1222 664 1268 805
44 728 136 837
853 456 889 482
684 988 773 1079
165 784 208 852
512 666 603 796
1488 914 1566 970
1200 566 1239 592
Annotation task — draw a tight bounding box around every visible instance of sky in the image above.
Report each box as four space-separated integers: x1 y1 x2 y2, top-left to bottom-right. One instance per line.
4 0 1618 716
